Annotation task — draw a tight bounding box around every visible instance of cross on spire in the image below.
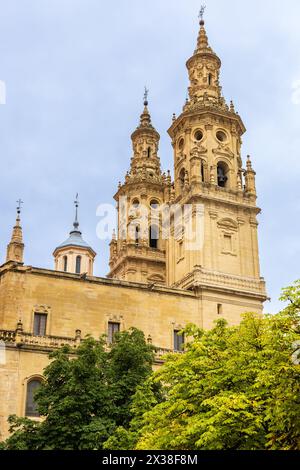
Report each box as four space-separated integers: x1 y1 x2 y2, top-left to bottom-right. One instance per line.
199 5 206 24
143 86 149 106
16 199 23 217
74 193 79 229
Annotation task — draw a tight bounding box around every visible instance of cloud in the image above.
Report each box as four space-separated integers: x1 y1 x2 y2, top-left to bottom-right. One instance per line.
0 0 299 316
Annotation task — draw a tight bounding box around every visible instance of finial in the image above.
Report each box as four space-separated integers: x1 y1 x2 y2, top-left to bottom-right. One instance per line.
73 193 79 230
16 199 23 225
16 199 23 218
143 86 149 106
246 155 253 170
172 113 176 122
199 5 206 25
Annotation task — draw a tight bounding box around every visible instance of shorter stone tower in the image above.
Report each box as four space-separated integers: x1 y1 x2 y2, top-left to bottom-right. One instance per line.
6 200 25 264
53 196 96 275
108 93 172 284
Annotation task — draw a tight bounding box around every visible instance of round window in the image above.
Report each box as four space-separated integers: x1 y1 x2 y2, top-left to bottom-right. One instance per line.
216 130 227 143
194 130 204 142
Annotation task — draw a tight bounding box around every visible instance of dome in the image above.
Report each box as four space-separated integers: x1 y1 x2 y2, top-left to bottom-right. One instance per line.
53 196 96 256
57 230 92 250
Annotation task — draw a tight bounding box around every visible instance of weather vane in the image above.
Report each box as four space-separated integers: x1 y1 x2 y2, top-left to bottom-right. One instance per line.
16 199 23 215
199 5 206 22
144 86 149 105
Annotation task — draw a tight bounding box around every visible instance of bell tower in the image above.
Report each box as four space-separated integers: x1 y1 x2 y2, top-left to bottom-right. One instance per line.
108 92 172 285
166 13 267 316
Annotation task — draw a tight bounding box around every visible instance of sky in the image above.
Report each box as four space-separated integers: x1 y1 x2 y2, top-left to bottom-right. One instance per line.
0 0 299 314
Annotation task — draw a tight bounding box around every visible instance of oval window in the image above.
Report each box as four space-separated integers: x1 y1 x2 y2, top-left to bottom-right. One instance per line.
194 130 203 142
216 130 227 143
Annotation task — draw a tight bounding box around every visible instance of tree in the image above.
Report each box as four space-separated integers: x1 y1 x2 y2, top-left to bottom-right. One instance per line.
1 328 154 450
134 281 300 450
103 377 164 450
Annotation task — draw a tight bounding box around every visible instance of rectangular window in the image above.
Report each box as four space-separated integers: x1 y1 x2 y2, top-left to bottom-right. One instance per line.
33 313 47 336
174 330 185 352
108 322 120 344
217 304 223 315
224 234 232 252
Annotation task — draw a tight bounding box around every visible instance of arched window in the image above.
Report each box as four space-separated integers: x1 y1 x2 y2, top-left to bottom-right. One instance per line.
135 226 140 244
179 168 185 189
132 199 140 209
150 199 159 210
25 378 42 417
147 147 151 158
63 256 68 272
149 225 159 249
75 255 82 274
217 162 229 188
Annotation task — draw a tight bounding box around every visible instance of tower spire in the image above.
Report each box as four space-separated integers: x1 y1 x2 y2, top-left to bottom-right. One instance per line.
6 200 24 263
184 8 224 109
137 87 153 129
73 193 80 231
53 195 96 275
128 89 161 177
195 6 215 55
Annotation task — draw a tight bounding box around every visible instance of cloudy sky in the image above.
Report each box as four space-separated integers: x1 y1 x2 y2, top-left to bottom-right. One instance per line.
0 0 299 313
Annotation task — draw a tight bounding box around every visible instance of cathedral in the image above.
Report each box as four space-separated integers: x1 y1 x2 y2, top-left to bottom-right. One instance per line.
0 15 267 440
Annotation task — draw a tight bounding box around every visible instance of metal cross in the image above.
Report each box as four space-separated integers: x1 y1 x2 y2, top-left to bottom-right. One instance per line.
144 86 149 104
74 193 79 224
16 199 23 215
199 5 206 21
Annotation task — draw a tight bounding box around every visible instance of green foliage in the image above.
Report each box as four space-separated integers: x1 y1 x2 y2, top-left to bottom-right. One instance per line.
134 281 300 450
3 281 300 451
2 328 154 450
103 377 164 450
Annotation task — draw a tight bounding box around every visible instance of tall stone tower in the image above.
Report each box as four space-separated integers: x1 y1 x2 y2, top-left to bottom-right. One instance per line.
166 15 266 317
109 14 266 320
108 94 172 284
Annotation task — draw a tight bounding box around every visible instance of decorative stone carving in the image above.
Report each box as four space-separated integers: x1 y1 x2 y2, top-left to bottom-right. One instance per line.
217 218 238 231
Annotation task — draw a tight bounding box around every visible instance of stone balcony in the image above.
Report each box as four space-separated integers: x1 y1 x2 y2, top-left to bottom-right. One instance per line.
175 266 267 299
0 329 79 350
0 329 178 362
180 181 258 210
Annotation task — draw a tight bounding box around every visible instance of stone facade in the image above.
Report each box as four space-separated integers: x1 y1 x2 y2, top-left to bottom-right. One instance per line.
0 17 267 441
